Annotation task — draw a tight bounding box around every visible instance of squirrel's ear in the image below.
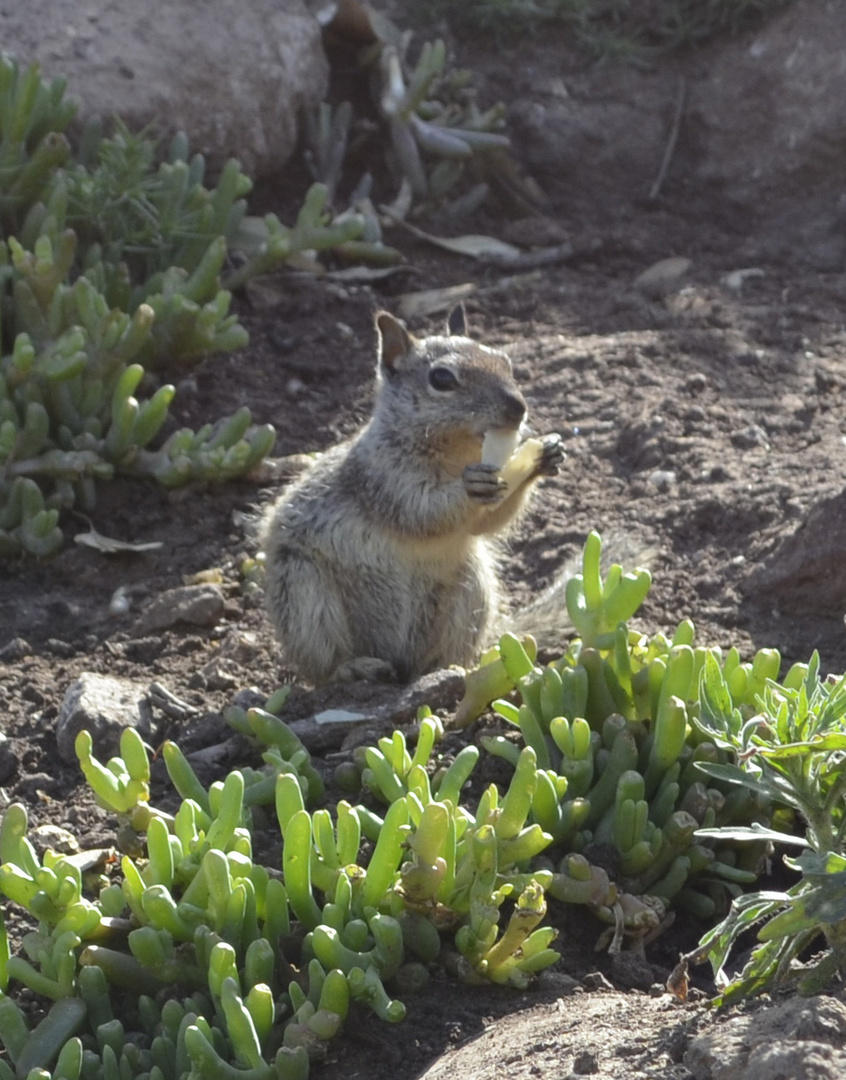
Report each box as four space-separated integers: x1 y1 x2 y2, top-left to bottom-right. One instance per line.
375 311 412 373
446 304 468 337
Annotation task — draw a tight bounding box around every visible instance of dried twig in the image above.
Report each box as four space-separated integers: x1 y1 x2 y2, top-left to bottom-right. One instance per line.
649 75 687 201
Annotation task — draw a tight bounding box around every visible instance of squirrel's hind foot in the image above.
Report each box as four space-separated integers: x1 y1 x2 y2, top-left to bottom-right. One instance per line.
331 656 400 684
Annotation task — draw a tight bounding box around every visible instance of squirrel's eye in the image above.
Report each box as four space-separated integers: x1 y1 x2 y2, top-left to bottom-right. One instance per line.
429 366 459 392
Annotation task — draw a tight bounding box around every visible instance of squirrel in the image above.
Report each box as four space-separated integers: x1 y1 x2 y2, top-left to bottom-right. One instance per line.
260 306 564 685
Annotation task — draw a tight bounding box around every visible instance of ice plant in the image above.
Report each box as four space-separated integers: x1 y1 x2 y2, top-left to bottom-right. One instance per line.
0 60 375 557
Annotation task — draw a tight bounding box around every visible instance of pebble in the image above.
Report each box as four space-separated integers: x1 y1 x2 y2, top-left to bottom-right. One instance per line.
55 671 156 762
45 638 75 657
133 583 226 634
196 656 240 691
0 731 17 784
109 586 132 616
571 1049 599 1075
30 824 80 856
648 469 677 491
633 256 692 298
314 708 369 726
535 970 581 997
0 637 31 662
721 267 764 291
731 424 770 450
684 372 708 394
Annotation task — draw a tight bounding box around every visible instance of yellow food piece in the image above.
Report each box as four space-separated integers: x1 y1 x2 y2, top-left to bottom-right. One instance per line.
500 437 544 490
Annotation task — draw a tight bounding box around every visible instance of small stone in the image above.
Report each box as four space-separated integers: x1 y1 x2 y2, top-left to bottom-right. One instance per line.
572 1050 599 1075
611 950 657 992
13 772 59 799
684 372 708 393
216 629 262 665
581 971 614 992
0 731 17 784
109 586 132 617
721 267 764 291
56 672 155 762
647 469 676 491
223 598 244 619
731 424 770 450
30 824 80 856
45 638 75 658
133 583 225 634
0 637 31 662
314 708 369 726
534 970 580 996
633 256 692 298
228 687 266 712
197 656 240 691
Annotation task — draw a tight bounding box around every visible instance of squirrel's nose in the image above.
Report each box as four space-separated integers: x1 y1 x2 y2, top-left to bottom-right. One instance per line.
501 391 526 427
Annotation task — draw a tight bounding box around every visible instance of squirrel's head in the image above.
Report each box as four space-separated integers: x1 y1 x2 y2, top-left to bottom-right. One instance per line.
373 308 527 440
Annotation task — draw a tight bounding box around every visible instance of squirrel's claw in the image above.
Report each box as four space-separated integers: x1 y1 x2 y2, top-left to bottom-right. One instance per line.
537 433 564 476
464 462 507 503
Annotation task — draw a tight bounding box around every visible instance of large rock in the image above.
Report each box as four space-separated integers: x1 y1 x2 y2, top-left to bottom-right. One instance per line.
744 488 846 617
685 995 846 1080
503 0 846 265
1 0 328 177
506 55 672 216
686 0 846 267
690 0 846 201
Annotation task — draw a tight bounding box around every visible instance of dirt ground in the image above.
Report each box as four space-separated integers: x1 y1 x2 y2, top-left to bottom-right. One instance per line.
4 5 846 1080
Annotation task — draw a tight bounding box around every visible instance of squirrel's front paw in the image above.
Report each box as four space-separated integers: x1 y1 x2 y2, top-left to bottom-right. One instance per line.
463 462 507 503
537 433 565 476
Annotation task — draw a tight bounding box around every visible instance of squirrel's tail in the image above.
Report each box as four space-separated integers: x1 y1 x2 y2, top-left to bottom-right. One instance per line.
505 532 658 653
505 555 580 653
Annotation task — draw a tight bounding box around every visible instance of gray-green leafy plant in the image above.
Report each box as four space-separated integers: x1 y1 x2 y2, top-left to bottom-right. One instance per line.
692 654 846 1003
307 17 511 216
0 58 370 559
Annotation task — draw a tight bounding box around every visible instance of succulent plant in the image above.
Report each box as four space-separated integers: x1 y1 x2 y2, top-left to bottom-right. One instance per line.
308 9 513 218
0 59 378 558
458 532 779 930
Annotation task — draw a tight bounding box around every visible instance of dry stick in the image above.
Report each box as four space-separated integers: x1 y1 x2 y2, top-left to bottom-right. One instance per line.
478 241 576 270
649 75 687 201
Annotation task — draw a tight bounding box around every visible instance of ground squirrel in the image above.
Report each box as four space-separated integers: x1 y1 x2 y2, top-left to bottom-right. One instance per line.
260 307 563 685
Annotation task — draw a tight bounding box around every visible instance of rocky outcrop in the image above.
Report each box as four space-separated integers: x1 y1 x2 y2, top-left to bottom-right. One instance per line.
0 0 328 177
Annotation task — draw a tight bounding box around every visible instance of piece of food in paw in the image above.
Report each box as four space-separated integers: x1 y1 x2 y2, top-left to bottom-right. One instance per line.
500 436 544 490
481 428 522 470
